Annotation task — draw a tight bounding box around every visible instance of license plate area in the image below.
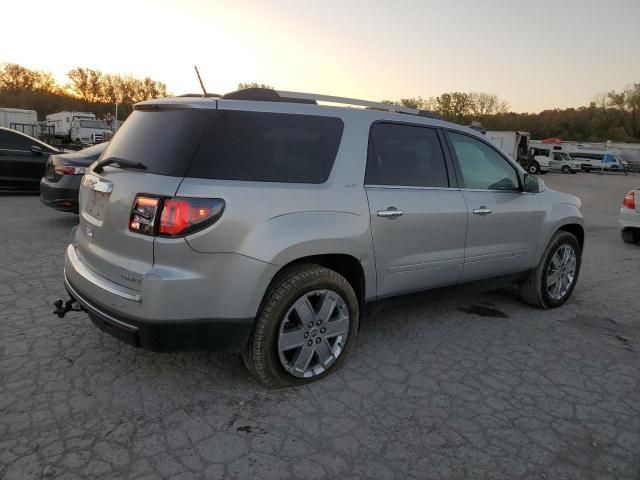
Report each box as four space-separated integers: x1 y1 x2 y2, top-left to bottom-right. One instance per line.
82 174 113 224
86 190 109 222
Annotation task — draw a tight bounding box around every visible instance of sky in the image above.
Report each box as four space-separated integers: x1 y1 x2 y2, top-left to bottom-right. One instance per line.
3 0 640 112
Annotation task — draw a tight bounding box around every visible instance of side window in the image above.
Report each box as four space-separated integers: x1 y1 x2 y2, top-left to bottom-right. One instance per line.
0 131 10 149
187 111 344 183
448 131 520 191
365 123 448 188
552 153 562 161
0 130 31 151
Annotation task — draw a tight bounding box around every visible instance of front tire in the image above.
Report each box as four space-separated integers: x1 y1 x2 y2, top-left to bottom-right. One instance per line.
527 163 540 175
519 231 581 309
243 263 359 388
561 165 571 174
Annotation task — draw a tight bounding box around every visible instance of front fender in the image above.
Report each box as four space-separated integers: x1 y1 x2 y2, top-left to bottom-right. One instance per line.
536 202 584 262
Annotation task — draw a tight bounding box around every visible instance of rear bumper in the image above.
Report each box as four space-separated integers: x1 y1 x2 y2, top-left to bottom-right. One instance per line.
40 177 81 213
65 272 253 352
619 208 640 230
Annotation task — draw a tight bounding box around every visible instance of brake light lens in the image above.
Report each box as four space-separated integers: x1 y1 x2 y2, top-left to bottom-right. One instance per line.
55 165 86 175
129 195 225 237
623 191 635 209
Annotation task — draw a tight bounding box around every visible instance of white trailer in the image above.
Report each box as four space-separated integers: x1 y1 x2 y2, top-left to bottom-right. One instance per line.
0 107 38 129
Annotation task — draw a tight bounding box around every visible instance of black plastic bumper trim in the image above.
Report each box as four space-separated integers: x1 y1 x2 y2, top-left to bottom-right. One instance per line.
65 276 254 353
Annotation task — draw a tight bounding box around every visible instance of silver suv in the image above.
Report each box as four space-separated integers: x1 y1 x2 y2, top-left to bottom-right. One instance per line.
60 88 584 387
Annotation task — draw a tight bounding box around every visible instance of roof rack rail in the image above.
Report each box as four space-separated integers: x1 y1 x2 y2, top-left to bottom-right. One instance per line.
221 88 442 119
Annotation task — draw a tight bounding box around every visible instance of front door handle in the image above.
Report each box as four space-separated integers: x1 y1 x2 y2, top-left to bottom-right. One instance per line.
472 206 492 216
377 207 403 218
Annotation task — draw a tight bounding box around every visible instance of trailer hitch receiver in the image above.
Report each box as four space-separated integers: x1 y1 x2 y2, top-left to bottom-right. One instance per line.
53 298 85 318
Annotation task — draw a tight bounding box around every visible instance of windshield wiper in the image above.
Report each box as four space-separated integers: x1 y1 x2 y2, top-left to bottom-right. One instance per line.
93 157 147 174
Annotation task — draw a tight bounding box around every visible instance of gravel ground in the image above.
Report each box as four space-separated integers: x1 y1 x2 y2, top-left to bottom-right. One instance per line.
1 172 639 480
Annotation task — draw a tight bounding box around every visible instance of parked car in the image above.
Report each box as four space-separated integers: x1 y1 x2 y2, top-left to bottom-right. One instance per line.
569 150 627 174
535 151 580 174
40 142 108 213
620 189 640 244
0 127 60 191
56 88 585 388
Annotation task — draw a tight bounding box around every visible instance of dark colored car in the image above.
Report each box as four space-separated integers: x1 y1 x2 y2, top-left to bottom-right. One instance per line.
40 142 108 213
0 127 60 192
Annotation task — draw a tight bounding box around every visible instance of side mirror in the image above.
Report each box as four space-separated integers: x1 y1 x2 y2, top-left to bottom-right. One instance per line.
31 145 43 155
523 173 545 193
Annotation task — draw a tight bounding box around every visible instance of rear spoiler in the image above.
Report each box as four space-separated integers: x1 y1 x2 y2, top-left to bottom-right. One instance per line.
134 97 217 111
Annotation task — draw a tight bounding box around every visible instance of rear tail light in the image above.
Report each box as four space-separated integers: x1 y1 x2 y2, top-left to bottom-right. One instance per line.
129 195 225 237
55 165 86 175
623 191 635 209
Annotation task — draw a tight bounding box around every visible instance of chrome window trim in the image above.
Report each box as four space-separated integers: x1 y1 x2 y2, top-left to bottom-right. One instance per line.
459 188 523 193
364 184 459 191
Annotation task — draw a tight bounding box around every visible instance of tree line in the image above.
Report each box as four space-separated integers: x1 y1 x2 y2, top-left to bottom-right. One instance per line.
1 62 639 142
387 86 640 142
0 63 167 120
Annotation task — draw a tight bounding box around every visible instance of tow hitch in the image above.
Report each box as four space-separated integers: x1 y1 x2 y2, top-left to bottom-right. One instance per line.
53 298 85 318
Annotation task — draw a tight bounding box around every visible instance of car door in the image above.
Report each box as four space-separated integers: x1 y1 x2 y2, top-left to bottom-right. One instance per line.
445 130 545 281
365 122 467 298
0 129 50 189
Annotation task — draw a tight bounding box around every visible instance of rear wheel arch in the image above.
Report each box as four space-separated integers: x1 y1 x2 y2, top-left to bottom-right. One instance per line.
268 254 366 311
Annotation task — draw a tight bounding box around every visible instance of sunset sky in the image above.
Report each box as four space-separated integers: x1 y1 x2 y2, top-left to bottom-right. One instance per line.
4 0 640 112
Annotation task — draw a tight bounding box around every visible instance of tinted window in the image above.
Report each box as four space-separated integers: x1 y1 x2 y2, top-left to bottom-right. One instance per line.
449 131 520 191
530 147 549 157
570 152 603 161
102 110 212 177
0 130 31 150
365 123 448 187
188 111 344 183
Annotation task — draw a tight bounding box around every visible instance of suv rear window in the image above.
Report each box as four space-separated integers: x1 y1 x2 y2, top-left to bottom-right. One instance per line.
188 111 344 183
101 109 211 177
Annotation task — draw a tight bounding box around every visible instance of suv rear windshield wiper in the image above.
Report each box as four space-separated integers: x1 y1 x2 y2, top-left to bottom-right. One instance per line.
93 157 148 174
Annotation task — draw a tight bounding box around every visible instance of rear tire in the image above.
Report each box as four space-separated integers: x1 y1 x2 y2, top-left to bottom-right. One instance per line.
527 163 540 175
243 263 359 388
622 228 639 244
519 231 581 309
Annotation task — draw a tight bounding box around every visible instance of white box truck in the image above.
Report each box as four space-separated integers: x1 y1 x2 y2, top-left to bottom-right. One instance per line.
486 131 545 174
46 111 112 145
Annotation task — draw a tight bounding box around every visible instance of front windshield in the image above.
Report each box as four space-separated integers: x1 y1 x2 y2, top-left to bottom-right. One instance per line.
79 120 109 129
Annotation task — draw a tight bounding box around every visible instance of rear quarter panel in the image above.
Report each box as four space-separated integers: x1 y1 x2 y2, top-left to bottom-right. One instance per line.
177 106 378 300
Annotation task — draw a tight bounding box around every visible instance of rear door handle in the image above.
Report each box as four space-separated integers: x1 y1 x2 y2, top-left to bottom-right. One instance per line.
472 207 492 216
377 207 403 218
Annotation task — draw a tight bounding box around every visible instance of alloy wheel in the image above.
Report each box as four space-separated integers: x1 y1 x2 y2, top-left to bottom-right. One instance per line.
277 289 350 378
546 244 577 300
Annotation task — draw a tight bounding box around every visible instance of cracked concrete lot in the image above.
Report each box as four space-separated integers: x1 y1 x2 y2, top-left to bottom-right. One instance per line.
1 172 639 479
